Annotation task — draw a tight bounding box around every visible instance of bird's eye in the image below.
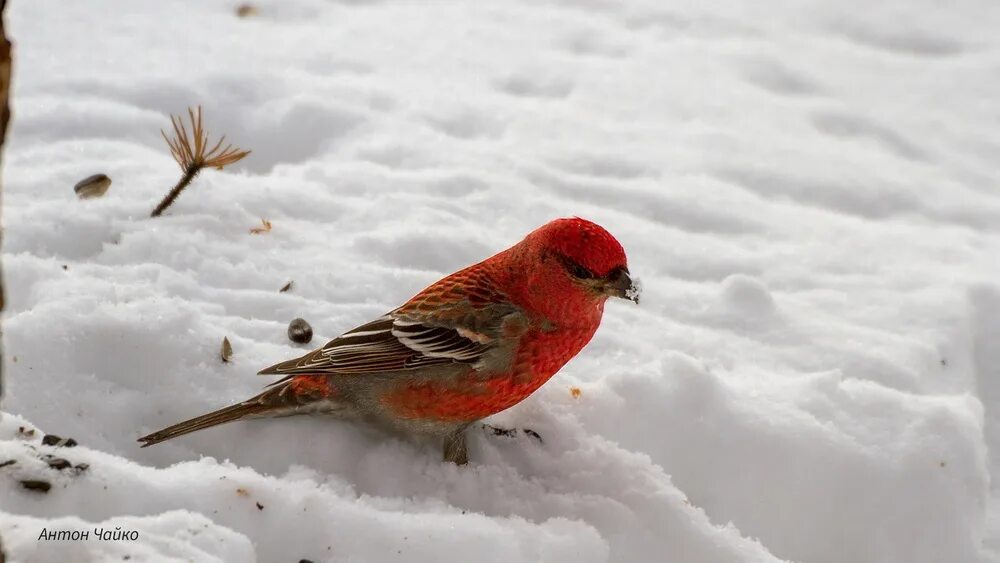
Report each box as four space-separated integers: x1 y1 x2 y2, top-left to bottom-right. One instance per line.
569 261 594 279
556 253 595 280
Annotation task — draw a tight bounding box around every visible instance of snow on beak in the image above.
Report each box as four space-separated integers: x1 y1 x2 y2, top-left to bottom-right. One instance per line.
606 267 641 304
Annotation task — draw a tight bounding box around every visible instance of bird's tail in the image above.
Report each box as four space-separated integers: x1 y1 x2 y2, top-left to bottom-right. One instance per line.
137 375 333 447
137 401 272 447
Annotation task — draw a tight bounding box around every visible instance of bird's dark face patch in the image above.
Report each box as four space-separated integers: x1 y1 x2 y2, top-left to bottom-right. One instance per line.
554 253 639 303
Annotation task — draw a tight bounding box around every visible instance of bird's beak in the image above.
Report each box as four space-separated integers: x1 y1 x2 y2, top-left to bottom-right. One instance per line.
605 268 641 304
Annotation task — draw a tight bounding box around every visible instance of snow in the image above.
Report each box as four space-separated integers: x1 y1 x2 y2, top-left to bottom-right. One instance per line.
2 510 255 563
1 0 999 561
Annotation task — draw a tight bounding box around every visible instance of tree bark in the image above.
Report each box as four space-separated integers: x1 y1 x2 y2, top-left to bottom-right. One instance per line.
0 0 12 558
0 0 12 400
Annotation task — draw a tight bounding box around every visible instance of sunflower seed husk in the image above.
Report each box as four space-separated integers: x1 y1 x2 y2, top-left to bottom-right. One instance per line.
236 3 258 17
45 457 72 471
74 173 112 199
41 435 77 447
221 337 234 363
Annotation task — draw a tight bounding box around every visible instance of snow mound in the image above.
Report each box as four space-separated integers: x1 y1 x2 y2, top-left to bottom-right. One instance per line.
0 413 776 562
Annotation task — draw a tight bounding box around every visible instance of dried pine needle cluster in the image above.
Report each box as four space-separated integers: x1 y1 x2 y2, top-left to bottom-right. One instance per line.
161 106 248 171
151 106 250 217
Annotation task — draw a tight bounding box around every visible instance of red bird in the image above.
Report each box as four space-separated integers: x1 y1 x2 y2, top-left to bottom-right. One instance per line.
138 218 639 464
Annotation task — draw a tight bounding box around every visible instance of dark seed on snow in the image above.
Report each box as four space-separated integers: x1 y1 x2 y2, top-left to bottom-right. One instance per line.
279 281 293 293
20 480 51 493
74 463 90 473
45 457 72 471
0 460 16 468
74 173 112 199
288 318 313 344
42 435 78 447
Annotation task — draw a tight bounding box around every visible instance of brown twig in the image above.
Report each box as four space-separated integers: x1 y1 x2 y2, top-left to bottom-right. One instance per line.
151 106 250 217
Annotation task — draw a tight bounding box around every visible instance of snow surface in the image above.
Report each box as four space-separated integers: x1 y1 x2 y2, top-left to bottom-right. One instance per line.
2 0 1000 561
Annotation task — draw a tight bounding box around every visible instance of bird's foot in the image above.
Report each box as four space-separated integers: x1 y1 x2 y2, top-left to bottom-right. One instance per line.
481 424 543 444
442 429 469 465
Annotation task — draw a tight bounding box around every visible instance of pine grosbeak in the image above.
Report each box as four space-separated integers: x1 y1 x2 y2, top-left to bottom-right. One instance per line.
139 217 638 464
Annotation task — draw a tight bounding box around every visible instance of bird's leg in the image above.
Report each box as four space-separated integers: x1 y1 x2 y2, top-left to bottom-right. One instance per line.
442 428 469 465
480 424 544 444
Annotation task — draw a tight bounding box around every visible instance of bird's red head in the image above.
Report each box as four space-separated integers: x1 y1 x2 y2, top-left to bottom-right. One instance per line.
505 218 640 318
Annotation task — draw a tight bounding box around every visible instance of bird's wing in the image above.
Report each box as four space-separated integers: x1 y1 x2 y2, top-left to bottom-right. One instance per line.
258 267 525 378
